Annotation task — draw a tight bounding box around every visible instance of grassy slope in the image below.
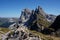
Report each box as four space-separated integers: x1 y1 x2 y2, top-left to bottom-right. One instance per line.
0 27 10 33
0 27 10 40
37 14 51 28
29 30 60 40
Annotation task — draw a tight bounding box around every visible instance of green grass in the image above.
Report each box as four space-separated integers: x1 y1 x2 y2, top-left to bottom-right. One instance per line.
37 14 51 28
0 38 2 40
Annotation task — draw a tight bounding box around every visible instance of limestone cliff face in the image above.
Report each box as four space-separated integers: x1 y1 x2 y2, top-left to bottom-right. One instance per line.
19 9 31 23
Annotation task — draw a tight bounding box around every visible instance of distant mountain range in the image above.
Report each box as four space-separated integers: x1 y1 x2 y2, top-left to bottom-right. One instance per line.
0 17 18 28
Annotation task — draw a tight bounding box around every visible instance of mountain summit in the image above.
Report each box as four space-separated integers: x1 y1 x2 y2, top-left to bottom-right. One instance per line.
19 6 56 32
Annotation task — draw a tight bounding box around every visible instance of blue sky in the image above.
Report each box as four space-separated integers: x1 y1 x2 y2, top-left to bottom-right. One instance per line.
0 0 60 17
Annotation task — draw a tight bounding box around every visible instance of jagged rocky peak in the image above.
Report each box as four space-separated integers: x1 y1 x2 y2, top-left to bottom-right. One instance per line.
38 6 42 10
23 8 31 13
21 8 31 15
35 6 42 13
35 6 46 18
20 8 32 23
35 6 42 11
19 6 56 27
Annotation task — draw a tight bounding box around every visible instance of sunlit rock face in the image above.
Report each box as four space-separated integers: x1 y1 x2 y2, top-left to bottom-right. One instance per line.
19 9 31 23
46 14 56 22
35 6 46 18
2 25 41 40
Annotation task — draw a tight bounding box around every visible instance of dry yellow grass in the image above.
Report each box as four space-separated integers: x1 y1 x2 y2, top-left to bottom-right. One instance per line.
0 27 10 33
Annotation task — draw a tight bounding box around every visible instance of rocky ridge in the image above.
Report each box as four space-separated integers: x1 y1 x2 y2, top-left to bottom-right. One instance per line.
2 24 41 40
